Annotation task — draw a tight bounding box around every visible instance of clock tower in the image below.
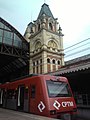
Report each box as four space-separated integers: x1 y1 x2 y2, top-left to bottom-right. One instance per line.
24 3 64 74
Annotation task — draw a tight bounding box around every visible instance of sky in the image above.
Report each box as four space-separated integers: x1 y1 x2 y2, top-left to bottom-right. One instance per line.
0 0 90 60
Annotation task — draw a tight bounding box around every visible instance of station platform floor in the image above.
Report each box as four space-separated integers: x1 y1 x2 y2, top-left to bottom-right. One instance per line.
0 108 58 120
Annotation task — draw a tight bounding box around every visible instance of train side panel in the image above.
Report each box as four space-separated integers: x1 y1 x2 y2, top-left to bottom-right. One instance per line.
0 76 48 115
0 75 77 119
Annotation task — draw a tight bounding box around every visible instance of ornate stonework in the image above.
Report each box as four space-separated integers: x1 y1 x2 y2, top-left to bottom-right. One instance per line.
24 3 64 74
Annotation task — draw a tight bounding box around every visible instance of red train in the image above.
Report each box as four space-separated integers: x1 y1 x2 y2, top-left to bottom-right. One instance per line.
0 74 77 119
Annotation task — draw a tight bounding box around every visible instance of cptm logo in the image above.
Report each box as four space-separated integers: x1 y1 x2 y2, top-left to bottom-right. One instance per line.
53 100 74 110
38 101 45 112
53 100 61 110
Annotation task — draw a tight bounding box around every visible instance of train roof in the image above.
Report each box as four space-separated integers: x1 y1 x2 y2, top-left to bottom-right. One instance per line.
0 74 67 85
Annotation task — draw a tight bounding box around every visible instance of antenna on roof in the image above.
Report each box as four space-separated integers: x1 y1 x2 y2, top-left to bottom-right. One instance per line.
30 11 33 22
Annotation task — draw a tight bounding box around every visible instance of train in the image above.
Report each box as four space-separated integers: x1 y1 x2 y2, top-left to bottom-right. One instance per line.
0 74 77 120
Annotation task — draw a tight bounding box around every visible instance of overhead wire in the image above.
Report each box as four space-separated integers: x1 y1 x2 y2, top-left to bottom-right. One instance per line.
64 38 90 58
64 38 90 50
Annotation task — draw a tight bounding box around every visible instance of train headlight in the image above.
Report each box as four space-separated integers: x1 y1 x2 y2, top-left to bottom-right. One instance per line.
50 110 56 115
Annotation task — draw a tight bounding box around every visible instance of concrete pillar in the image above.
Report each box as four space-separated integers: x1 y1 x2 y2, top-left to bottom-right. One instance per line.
42 51 47 74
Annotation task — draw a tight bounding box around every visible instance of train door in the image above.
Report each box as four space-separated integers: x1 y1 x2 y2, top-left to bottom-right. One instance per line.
17 85 25 111
24 86 29 112
29 85 36 113
0 89 7 108
0 89 3 107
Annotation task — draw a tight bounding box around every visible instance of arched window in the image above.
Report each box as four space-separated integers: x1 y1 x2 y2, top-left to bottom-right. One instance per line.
38 24 40 31
52 59 55 64
37 60 38 65
33 62 35 66
33 62 35 73
40 59 42 63
36 66 38 74
47 58 51 72
47 58 50 63
58 60 60 65
49 23 53 30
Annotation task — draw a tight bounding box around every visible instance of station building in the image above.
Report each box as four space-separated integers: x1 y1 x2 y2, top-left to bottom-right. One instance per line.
24 3 64 74
0 3 65 81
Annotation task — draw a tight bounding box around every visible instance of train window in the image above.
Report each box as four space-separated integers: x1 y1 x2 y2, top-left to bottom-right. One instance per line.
31 86 36 98
46 80 72 98
7 89 16 99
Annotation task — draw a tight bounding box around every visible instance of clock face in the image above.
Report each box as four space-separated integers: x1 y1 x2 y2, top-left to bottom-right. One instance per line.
48 40 57 48
35 41 41 49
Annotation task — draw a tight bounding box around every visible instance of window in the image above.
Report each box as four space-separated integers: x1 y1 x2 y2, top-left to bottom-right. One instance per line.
22 42 28 50
0 29 3 36
33 67 35 73
7 89 16 99
37 60 38 65
33 62 35 66
46 80 72 98
0 29 3 42
24 89 28 99
14 34 22 48
40 65 42 74
0 22 4 28
0 89 3 104
4 25 11 31
47 58 50 63
31 86 36 98
58 60 60 65
33 62 35 73
38 24 40 31
49 23 53 30
3 30 13 45
47 64 51 73
52 59 55 64
40 59 42 63
36 66 38 74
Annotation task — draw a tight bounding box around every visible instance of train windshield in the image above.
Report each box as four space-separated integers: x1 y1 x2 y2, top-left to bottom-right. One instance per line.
46 80 72 97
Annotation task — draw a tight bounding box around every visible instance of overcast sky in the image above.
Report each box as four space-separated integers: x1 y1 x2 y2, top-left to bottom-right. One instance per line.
0 0 90 49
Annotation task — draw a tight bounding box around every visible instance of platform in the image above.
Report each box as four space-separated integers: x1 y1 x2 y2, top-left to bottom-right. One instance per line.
0 108 58 120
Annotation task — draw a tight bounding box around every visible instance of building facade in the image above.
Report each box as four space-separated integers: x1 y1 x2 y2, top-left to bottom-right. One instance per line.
24 3 64 74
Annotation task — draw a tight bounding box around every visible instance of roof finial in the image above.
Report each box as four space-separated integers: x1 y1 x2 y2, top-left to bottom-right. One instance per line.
44 0 46 3
58 25 62 34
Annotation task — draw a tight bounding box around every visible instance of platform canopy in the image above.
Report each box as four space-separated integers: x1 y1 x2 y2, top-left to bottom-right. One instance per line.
0 17 29 83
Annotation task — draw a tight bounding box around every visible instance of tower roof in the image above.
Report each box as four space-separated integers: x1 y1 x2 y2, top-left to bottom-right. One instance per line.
37 3 54 19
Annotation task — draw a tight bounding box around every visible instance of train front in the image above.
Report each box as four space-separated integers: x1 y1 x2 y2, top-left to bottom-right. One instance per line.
46 76 77 119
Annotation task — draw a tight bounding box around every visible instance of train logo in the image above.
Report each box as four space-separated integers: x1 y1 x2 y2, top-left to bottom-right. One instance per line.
53 100 74 110
38 101 45 112
53 100 61 110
